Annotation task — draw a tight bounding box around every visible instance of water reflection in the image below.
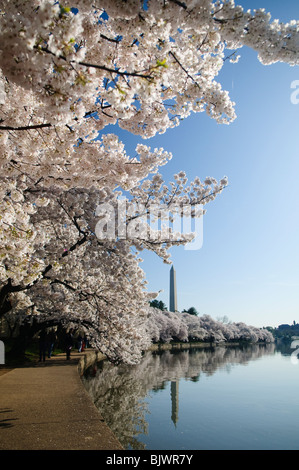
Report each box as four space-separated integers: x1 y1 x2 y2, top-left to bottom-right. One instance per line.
82 344 276 449
171 381 179 426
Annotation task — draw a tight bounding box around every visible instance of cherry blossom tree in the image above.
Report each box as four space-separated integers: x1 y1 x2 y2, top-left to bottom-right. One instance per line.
0 0 295 362
146 309 274 344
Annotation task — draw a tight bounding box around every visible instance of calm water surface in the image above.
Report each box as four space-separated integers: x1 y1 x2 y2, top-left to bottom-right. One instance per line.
82 343 299 450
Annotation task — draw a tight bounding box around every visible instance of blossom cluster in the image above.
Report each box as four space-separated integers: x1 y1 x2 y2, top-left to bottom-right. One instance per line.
146 307 274 344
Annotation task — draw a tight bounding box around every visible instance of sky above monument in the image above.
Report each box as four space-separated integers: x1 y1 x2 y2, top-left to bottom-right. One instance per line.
109 0 299 328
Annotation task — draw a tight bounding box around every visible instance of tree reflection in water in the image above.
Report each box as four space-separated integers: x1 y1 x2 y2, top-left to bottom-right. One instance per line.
82 344 275 450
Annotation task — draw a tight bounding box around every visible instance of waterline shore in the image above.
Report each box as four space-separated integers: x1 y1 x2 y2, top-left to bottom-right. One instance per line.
0 341 271 450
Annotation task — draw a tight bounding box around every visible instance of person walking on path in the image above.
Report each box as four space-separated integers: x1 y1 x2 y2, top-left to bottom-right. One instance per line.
39 329 47 362
47 330 57 358
77 334 83 353
65 330 74 360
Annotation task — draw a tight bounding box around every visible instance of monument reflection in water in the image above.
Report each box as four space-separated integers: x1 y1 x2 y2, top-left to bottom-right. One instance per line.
81 343 299 450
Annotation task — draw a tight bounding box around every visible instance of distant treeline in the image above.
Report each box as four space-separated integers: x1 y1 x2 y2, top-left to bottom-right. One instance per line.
146 307 274 344
266 322 299 340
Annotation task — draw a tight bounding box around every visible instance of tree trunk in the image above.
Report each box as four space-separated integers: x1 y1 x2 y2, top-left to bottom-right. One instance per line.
6 322 34 361
0 282 13 318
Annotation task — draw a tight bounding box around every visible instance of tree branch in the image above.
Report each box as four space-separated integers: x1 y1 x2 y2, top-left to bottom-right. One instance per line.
169 51 201 88
168 0 187 9
0 123 52 131
77 60 153 79
34 45 154 80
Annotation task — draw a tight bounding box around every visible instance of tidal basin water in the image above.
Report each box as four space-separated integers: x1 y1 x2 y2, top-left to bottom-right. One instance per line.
82 343 299 450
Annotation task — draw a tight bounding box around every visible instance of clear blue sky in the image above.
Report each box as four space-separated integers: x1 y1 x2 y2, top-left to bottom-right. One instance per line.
111 1 299 328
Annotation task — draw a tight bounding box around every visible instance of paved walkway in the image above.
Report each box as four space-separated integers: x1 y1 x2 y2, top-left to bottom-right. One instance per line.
0 350 123 450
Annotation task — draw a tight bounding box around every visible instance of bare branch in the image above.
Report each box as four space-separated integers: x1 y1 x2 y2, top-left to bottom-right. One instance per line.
0 123 52 131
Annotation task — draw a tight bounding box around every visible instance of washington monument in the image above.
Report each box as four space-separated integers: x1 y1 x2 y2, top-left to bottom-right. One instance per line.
169 265 177 312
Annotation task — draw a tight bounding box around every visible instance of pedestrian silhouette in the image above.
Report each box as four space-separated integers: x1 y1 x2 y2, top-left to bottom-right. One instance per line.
47 330 56 358
65 330 73 360
39 329 47 362
77 334 83 352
